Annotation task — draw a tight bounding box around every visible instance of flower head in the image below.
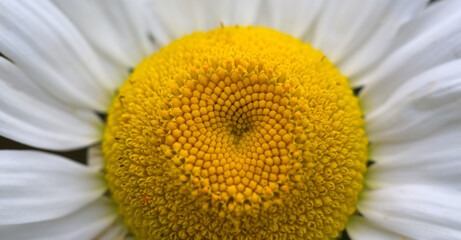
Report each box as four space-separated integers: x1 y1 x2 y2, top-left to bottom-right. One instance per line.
1 1 461 240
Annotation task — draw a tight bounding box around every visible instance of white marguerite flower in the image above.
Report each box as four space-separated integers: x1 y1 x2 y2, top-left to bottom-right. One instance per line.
1 0 461 239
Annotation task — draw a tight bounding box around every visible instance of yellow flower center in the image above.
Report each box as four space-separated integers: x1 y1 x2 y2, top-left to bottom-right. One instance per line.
102 26 368 240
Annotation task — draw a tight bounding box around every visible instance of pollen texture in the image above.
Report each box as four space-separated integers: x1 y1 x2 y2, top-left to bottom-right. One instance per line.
102 26 368 240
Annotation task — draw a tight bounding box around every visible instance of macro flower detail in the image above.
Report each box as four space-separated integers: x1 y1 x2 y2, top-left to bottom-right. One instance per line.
103 27 367 239
1 1 461 240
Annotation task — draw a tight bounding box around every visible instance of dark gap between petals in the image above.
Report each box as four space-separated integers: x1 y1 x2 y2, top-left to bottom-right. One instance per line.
367 160 376 167
148 34 156 45
338 230 352 240
0 52 14 63
353 86 363 96
0 136 88 164
98 112 108 123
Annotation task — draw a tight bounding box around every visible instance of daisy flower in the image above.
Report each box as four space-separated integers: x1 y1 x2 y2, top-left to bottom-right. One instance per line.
1 0 461 239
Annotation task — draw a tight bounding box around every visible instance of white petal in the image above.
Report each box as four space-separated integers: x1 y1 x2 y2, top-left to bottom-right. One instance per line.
366 123 461 190
87 145 104 171
0 197 117 240
94 218 128 240
146 0 206 44
209 0 261 27
347 216 413 240
138 0 176 47
358 185 461 239
52 0 155 69
0 58 62 108
0 150 106 225
338 0 428 82
366 59 461 142
359 0 461 111
365 60 461 189
0 70 103 150
0 1 116 111
145 0 261 46
311 0 428 66
264 0 324 40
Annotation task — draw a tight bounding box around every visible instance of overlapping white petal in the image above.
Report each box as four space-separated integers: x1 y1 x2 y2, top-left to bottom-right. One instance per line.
0 150 106 225
0 197 117 240
366 59 461 142
337 0 428 81
145 0 205 44
366 124 461 190
313 0 400 63
0 0 116 111
359 0 461 112
87 144 104 171
0 58 64 108
362 59 461 191
0 59 103 150
206 0 262 27
347 216 413 240
357 185 461 239
264 0 323 40
144 0 262 47
52 0 155 70
95 218 128 240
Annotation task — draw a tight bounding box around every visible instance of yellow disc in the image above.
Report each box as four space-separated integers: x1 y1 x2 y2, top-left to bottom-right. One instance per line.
103 26 368 240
